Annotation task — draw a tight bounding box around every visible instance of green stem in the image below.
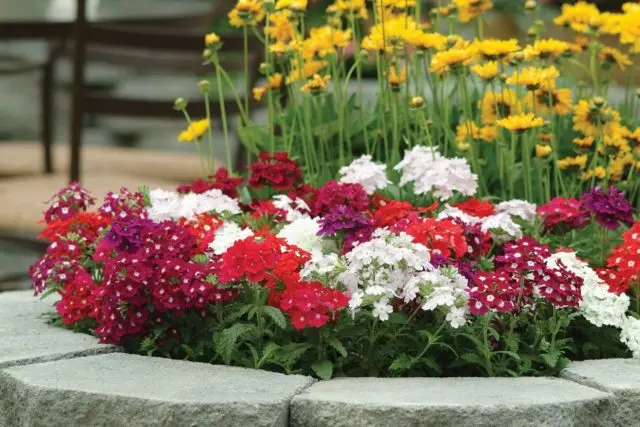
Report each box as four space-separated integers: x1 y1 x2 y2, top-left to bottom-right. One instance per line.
213 56 235 173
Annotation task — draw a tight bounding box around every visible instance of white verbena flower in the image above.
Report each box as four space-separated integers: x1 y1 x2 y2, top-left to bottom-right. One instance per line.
272 194 311 222
149 188 241 222
339 155 390 195
182 189 241 219
208 222 254 255
147 189 181 222
277 216 331 259
481 213 522 243
372 298 393 321
406 266 469 328
394 146 477 200
620 316 640 358
495 199 537 222
337 229 433 320
437 205 482 225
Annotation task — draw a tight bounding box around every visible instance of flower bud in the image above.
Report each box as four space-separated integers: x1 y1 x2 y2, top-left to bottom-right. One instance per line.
410 96 425 109
204 32 221 47
198 80 212 94
259 62 272 75
592 96 607 108
173 97 188 111
263 0 275 12
524 0 537 11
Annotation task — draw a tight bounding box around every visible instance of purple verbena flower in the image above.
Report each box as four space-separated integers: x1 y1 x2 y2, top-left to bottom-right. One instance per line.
581 186 635 230
318 204 371 236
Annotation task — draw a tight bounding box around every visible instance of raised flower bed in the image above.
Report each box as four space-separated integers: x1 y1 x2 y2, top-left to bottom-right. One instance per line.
22 0 640 393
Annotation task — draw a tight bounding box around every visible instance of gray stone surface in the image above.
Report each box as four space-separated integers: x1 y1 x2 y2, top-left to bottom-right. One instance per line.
0 290 117 369
561 359 640 427
290 377 615 427
0 353 315 427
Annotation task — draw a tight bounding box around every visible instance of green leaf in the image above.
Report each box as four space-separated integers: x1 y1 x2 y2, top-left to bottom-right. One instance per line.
328 337 348 358
215 323 255 364
273 343 312 372
461 352 488 368
389 354 414 372
541 350 561 368
494 350 521 361
311 360 334 380
263 306 288 330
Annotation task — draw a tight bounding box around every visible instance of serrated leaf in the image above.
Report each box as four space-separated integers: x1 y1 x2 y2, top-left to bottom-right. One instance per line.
461 352 487 368
389 354 414 372
311 360 334 380
264 306 288 330
273 343 312 371
541 350 560 368
328 337 348 358
215 323 255 364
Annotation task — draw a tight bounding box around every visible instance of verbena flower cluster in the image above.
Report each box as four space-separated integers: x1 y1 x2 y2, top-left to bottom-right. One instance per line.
31 151 640 379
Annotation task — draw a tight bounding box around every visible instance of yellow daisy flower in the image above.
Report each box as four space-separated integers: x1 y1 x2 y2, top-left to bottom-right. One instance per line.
330 0 368 20
479 89 521 124
535 144 553 158
362 15 419 53
572 98 622 137
506 66 559 90
599 47 632 71
456 121 481 144
287 59 326 84
480 125 497 143
581 166 607 181
276 0 308 12
453 0 494 24
204 33 221 47
527 88 573 116
403 30 447 51
573 135 595 149
557 155 588 171
266 11 296 44
523 38 572 60
497 113 544 132
178 119 210 143
473 39 519 61
553 1 607 34
471 61 500 81
429 46 477 74
228 0 265 27
387 66 406 92
301 74 331 94
304 26 352 59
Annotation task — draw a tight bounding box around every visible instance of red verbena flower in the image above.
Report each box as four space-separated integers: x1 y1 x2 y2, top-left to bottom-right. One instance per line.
452 197 495 218
311 181 370 216
177 167 243 198
44 181 95 223
395 216 468 258
99 187 147 220
249 152 302 190
537 197 590 232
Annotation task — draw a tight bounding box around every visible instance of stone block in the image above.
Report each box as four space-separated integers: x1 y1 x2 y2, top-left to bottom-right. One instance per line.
0 353 315 427
290 376 615 427
561 359 640 427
